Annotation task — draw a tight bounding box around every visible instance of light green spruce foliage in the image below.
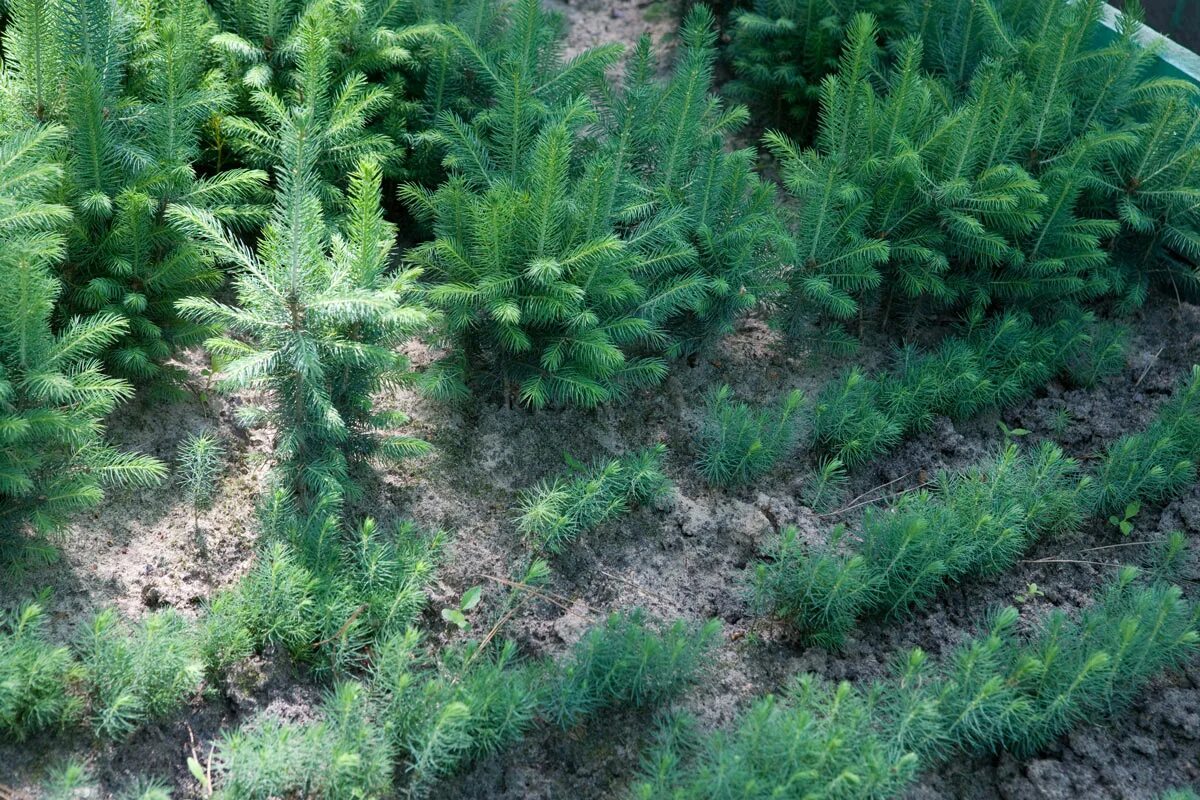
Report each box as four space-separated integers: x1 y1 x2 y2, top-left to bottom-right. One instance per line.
405 2 787 407
2 0 268 385
0 122 165 561
173 143 433 505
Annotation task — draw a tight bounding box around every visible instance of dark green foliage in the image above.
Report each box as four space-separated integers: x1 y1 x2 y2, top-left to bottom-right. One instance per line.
406 4 787 406
599 6 790 360
370 630 541 795
175 154 433 505
218 4 404 209
727 0 905 129
3 0 268 385
697 385 804 487
516 444 672 553
0 602 83 739
405 108 668 408
1091 365 1200 517
0 123 166 561
77 607 204 738
762 1 1200 335
542 610 720 729
1099 90 1200 309
3 601 210 743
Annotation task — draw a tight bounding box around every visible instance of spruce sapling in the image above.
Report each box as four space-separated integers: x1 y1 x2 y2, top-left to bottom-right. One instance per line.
0 124 166 564
174 153 433 506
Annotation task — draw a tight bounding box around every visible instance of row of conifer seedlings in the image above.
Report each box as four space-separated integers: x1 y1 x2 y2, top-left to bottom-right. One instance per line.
750 364 1200 646
8 363 1195 797
623 365 1200 798
634 562 1197 798
2 487 720 797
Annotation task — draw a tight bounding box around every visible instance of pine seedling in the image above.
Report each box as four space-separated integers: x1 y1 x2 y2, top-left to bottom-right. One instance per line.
196 589 255 678
935 567 1199 757
403 106 668 409
408 3 787 404
762 130 889 343
1091 365 1200 518
809 311 1117 470
1049 408 1074 438
752 441 1086 642
516 445 671 554
1065 321 1128 388
697 386 804 487
77 608 205 739
229 540 320 661
751 525 877 647
176 431 227 533
803 456 848 512
214 681 395 800
174 153 433 506
0 601 84 739
540 609 720 729
0 123 167 563
369 631 538 794
863 443 1084 618
1145 531 1190 583
811 367 902 469
633 673 920 799
221 493 443 676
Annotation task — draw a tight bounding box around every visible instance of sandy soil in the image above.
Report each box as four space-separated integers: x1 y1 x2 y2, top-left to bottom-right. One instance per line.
3 3 1200 799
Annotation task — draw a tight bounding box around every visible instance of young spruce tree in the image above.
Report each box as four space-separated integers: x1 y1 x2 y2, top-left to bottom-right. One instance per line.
3 0 268 386
173 133 433 504
0 123 165 562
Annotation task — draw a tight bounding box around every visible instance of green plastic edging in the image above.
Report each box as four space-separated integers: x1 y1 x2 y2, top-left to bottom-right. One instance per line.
1100 3 1200 88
